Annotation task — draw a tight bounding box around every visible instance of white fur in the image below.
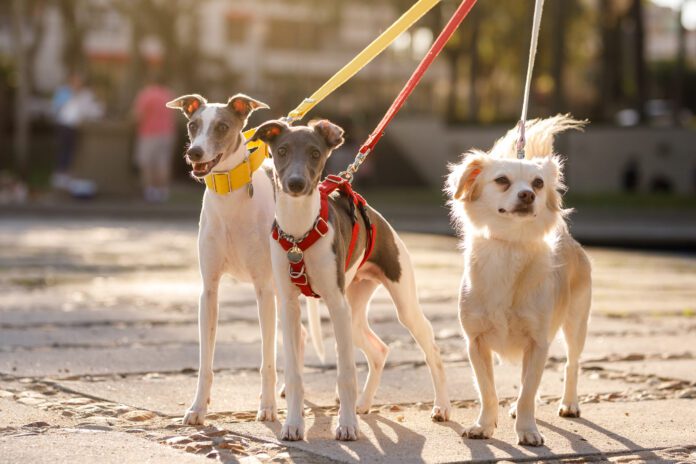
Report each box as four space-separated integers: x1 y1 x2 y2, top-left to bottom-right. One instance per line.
273 187 451 442
446 116 591 447
182 110 323 426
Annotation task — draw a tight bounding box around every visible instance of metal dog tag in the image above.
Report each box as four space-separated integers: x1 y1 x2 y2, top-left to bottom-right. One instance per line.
287 246 303 264
247 182 254 198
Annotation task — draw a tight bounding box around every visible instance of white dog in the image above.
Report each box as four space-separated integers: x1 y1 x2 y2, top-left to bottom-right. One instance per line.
167 94 324 425
446 115 592 446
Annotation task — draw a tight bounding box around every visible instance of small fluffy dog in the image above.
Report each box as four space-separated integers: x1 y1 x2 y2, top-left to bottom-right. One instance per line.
167 94 323 425
446 115 591 446
250 119 451 442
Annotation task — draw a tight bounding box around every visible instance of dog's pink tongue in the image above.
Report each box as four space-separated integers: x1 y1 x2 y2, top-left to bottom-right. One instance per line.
192 162 208 174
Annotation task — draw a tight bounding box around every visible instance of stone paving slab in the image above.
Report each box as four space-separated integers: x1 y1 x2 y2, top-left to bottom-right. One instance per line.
53 363 630 417
0 429 210 464
229 399 696 464
591 359 696 383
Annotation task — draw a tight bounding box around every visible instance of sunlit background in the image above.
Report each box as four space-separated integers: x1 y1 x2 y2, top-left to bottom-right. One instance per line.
0 0 694 230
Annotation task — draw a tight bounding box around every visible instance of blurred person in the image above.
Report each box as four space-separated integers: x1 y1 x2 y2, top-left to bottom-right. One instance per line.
51 73 103 191
132 73 176 203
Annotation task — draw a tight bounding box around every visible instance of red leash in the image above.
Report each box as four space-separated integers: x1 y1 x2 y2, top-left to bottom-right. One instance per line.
341 0 478 181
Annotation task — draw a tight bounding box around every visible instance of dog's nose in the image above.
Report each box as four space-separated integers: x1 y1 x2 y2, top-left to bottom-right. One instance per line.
518 190 536 205
287 176 306 194
187 146 204 161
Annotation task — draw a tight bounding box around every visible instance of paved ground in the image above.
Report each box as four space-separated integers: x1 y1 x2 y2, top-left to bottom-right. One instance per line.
1 217 695 463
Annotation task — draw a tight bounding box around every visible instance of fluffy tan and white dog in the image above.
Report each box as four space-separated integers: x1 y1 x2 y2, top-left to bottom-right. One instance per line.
446 115 592 447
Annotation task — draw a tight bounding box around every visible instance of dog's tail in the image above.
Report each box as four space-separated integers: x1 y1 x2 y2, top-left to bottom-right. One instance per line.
305 297 325 364
490 114 588 159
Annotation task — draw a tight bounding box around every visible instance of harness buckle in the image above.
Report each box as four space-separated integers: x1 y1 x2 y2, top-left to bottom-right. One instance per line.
289 265 306 279
314 216 328 237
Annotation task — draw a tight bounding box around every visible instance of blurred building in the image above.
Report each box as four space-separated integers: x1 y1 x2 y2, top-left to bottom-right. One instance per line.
0 0 445 117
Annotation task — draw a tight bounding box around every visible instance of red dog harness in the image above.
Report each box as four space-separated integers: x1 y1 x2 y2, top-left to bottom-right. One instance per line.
271 175 377 298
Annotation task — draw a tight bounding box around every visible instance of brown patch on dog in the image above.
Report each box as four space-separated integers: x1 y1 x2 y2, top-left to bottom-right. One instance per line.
328 192 402 290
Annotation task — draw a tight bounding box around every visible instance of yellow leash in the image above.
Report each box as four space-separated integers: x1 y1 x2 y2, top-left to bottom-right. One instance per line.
211 0 441 195
243 0 441 146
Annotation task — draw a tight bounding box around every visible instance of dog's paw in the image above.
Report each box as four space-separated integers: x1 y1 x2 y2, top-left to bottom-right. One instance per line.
182 407 207 425
356 396 372 415
517 428 545 447
280 420 304 441
558 402 581 418
256 405 278 422
464 423 495 439
335 423 359 441
430 402 452 422
508 403 517 419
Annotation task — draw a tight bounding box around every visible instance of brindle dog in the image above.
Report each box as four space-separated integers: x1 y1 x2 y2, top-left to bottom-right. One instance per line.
250 119 451 441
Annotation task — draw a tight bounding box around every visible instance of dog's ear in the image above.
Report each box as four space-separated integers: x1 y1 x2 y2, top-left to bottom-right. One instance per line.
227 94 269 119
542 155 565 212
310 120 344 150
248 120 288 144
166 94 206 119
447 151 487 202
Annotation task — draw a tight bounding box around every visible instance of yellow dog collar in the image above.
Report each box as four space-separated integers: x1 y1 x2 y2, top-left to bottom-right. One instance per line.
203 138 268 195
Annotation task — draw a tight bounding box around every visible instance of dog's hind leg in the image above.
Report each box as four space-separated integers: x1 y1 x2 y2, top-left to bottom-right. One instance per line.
183 276 221 425
559 284 591 418
347 279 387 414
255 285 278 421
379 239 451 422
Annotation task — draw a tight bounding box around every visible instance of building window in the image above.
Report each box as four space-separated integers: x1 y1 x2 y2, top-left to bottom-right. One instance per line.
266 18 325 51
226 13 249 44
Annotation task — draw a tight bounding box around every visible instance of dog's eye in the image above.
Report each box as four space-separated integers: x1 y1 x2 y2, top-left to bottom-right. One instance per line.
311 150 320 160
532 178 544 189
216 123 229 133
494 176 510 185
188 122 198 132
277 147 287 157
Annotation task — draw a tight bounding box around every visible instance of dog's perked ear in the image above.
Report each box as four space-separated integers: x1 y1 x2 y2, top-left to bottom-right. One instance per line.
166 94 206 119
247 120 289 145
227 94 270 119
541 155 565 213
447 151 487 202
310 119 344 150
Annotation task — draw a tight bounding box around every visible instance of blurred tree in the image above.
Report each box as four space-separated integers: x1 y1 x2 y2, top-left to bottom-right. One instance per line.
55 0 88 74
629 0 648 122
11 0 29 178
673 0 686 125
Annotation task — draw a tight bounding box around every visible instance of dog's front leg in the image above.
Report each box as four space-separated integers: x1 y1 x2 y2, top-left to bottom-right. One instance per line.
279 293 305 440
324 292 359 441
515 341 549 446
255 284 277 422
464 336 498 439
183 277 221 425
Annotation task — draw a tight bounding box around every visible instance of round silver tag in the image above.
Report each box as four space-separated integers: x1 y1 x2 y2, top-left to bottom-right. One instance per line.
287 246 303 264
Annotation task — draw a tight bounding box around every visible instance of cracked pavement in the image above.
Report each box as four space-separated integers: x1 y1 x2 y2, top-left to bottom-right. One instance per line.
1 217 695 463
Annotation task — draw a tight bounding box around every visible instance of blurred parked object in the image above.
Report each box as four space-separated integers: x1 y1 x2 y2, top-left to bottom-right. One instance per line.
133 75 176 203
0 170 28 204
69 120 136 196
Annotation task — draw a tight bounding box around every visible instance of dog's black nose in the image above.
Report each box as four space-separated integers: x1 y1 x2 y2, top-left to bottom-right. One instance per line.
187 146 204 161
518 190 536 204
287 177 306 194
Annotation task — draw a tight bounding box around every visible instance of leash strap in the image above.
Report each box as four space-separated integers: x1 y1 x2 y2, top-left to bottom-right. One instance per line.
272 176 376 298
340 0 478 181
516 0 545 159
246 0 441 148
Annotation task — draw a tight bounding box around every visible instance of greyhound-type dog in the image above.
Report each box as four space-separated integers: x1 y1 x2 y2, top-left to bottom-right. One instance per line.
166 94 324 425
250 119 451 441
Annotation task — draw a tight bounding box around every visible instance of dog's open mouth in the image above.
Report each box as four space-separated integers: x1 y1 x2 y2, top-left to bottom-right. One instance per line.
511 206 534 216
189 153 223 178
